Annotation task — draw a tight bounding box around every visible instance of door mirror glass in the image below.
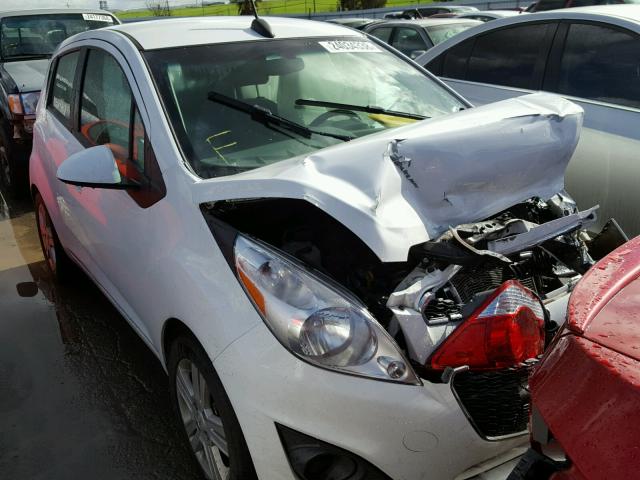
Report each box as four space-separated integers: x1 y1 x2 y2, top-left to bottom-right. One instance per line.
57 145 136 189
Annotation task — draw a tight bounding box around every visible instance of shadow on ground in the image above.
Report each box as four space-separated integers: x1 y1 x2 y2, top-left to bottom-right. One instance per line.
0 191 202 479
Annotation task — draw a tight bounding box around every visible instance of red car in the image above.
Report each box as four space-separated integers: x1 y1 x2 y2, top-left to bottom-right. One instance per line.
510 235 640 479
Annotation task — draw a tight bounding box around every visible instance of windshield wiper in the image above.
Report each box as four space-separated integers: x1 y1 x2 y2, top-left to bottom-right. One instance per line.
207 91 353 142
295 99 427 121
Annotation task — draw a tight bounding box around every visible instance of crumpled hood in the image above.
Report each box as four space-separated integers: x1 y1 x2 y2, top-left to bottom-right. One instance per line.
192 93 583 262
2 59 49 92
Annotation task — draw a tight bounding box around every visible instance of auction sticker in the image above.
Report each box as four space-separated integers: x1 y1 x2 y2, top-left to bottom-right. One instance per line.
319 40 381 53
82 13 114 23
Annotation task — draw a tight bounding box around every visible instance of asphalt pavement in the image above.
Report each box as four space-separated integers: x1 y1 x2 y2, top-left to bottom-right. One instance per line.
0 188 202 480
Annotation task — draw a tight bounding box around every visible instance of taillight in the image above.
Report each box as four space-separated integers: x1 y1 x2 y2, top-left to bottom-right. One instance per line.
429 280 545 370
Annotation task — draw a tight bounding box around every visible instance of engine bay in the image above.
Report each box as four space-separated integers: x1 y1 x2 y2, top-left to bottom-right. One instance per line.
203 194 624 373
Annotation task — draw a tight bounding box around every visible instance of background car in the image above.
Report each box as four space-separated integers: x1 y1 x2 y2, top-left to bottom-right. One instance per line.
403 5 479 18
508 234 640 480
530 0 640 12
29 15 616 480
0 8 119 196
325 17 381 30
417 5 640 237
457 10 523 21
365 18 482 58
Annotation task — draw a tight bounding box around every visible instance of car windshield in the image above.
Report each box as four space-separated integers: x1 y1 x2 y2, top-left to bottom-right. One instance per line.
144 36 465 179
426 22 480 45
0 13 116 60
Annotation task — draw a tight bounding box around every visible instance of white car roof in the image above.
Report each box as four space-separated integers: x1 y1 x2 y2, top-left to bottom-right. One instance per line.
416 4 640 65
564 4 640 21
106 16 361 50
458 10 521 17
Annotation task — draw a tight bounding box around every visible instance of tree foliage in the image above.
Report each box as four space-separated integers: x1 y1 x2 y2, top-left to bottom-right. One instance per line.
339 0 386 11
237 0 261 15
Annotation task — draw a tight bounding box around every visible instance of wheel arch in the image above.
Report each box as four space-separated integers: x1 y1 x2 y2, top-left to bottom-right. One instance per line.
161 317 197 367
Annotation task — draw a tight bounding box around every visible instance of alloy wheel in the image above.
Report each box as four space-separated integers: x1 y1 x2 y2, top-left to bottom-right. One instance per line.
176 358 230 480
37 202 57 273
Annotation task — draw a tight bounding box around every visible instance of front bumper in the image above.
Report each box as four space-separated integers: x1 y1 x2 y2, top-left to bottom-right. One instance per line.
213 321 530 480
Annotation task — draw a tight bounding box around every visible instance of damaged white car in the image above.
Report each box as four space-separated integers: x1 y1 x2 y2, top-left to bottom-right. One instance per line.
30 16 625 480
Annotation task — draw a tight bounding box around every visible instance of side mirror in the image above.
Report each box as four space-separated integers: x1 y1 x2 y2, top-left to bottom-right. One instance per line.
56 145 138 189
410 50 428 60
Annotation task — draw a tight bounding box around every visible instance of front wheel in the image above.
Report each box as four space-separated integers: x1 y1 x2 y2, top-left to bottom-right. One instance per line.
168 334 257 480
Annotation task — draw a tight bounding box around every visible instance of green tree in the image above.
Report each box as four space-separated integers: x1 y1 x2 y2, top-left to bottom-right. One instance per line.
237 0 262 15
339 0 386 10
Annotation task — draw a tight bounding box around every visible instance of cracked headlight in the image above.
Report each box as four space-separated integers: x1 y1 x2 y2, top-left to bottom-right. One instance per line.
234 235 419 385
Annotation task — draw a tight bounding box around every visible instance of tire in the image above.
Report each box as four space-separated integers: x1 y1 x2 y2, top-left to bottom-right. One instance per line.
34 192 73 282
0 122 26 198
168 334 257 480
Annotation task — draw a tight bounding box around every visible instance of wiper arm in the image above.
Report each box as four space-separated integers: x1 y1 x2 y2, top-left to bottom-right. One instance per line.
295 98 427 121
207 91 353 142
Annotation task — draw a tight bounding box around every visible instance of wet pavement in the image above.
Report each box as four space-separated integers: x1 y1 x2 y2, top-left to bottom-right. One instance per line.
0 190 202 479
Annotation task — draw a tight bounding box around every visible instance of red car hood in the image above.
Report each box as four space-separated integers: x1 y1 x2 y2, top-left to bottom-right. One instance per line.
567 235 640 361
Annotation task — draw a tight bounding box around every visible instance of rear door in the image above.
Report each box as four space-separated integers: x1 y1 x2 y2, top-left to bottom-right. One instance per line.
544 21 640 235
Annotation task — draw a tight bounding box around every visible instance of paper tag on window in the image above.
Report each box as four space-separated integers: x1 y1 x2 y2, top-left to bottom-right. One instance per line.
82 13 114 23
318 40 381 53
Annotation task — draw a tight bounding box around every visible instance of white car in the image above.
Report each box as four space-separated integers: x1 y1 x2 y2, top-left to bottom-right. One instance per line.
416 5 640 237
30 16 618 480
456 10 522 22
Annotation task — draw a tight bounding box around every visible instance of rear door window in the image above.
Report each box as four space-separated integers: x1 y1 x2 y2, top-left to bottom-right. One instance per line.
49 50 80 125
556 23 640 109
391 27 429 56
466 23 556 89
368 26 393 43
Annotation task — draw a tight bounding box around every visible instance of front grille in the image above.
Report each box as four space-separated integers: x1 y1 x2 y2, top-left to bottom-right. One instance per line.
451 363 535 439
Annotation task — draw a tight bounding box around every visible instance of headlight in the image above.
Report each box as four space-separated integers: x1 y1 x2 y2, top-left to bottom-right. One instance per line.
234 235 420 385
8 92 40 116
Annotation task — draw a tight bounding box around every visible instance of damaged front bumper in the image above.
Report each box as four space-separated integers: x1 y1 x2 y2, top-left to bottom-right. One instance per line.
213 318 531 480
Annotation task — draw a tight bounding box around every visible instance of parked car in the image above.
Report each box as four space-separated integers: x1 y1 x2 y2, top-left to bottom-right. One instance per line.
365 19 482 58
530 0 640 12
326 17 381 30
0 8 119 196
457 10 523 21
417 5 640 237
404 6 479 18
30 15 621 480
508 234 640 480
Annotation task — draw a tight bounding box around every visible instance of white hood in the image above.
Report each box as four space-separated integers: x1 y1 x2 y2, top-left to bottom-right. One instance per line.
192 93 583 262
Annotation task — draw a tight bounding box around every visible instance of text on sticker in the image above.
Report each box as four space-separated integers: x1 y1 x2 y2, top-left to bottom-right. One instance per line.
318 41 381 53
82 13 114 23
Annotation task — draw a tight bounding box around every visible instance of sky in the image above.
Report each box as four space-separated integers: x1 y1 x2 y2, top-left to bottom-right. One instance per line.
1 0 199 11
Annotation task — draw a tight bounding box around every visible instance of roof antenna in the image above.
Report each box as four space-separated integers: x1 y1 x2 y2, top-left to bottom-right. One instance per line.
249 0 274 38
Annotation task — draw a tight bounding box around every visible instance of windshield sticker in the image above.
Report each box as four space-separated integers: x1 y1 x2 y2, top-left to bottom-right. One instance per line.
82 13 114 23
318 41 381 53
